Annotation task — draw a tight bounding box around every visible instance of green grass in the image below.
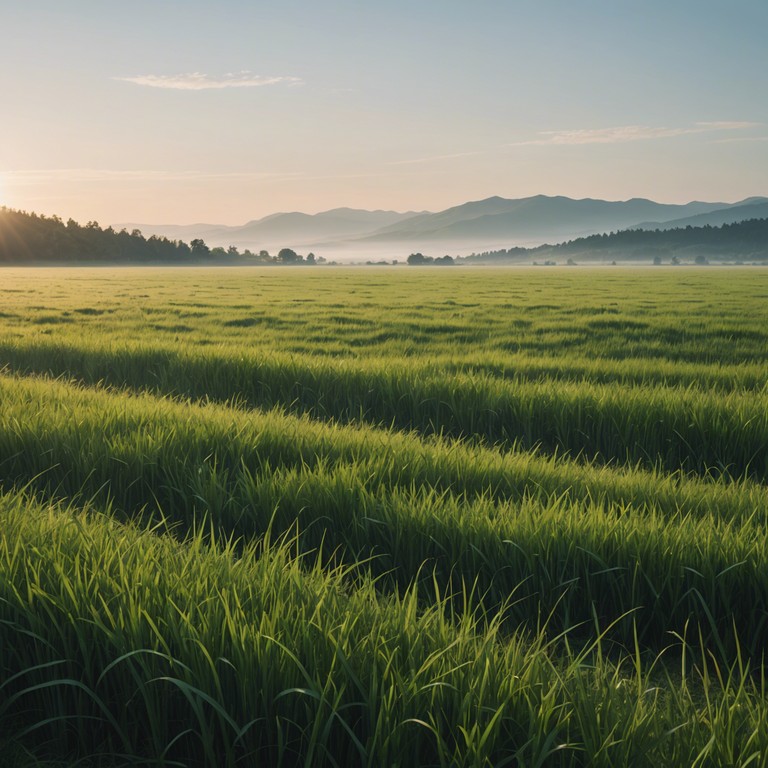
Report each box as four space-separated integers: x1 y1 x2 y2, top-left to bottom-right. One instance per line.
1 339 766 480
0 265 767 766
2 493 767 767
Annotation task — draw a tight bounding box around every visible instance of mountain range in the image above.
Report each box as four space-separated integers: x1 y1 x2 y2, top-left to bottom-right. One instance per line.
117 208 424 253
117 195 768 259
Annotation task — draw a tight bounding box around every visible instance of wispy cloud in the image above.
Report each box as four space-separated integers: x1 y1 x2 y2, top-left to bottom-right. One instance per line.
712 135 768 144
529 126 695 145
114 71 303 90
509 121 761 146
696 121 760 131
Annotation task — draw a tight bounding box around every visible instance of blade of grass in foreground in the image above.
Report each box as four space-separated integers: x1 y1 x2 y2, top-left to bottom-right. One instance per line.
1 492 767 767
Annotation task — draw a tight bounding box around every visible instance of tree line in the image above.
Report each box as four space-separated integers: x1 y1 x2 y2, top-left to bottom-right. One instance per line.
0 208 324 264
406 253 455 265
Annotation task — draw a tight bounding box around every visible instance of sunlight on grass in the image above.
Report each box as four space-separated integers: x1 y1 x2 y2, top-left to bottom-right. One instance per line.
0 266 766 765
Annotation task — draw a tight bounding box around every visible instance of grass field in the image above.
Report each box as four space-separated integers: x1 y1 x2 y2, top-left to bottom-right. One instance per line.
1 265 767 766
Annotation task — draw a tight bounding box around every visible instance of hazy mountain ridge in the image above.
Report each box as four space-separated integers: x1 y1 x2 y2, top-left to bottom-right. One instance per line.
352 196 744 244
3 204 766 265
117 195 767 258
116 208 425 251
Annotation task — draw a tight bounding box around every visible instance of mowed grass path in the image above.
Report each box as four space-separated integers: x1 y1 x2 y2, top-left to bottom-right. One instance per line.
1 266 767 766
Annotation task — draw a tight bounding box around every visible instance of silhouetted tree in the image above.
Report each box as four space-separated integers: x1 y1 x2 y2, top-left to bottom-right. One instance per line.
0 207 208 263
277 247 302 264
190 238 210 257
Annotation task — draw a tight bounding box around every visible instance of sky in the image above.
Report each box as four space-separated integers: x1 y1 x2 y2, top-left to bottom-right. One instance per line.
1 0 767 226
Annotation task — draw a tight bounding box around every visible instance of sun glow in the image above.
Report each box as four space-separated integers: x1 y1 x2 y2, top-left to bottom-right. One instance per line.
0 172 14 211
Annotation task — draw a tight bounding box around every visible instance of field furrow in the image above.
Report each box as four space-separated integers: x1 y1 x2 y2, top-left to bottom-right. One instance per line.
0 372 765 654
0 340 766 480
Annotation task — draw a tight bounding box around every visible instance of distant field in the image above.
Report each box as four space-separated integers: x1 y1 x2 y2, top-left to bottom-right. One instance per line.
1 266 767 766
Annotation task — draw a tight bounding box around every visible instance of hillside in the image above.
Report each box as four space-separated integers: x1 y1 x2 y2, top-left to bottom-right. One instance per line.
632 199 768 231
464 217 768 264
0 207 293 264
354 195 741 246
0 208 199 263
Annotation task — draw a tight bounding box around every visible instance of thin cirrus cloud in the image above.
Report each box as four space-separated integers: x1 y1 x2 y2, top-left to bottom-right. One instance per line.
509 122 760 146
114 71 303 90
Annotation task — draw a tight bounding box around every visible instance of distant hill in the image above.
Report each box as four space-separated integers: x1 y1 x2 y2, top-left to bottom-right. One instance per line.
352 195 735 246
117 208 424 252
631 199 768 231
463 217 768 264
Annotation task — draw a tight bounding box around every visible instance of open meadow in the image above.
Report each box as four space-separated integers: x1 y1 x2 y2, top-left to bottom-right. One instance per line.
1 265 767 766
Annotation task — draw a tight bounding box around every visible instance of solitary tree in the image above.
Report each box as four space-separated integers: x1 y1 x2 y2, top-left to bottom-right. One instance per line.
407 252 428 265
277 247 302 264
190 238 210 257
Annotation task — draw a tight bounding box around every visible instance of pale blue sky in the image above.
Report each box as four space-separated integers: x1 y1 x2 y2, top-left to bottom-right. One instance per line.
2 0 766 224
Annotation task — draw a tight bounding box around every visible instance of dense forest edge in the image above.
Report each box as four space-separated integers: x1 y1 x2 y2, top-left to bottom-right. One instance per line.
1 205 767 264
0 207 320 265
